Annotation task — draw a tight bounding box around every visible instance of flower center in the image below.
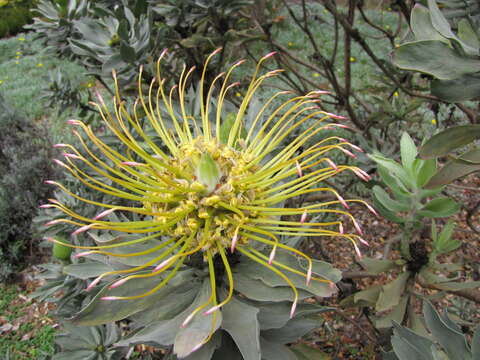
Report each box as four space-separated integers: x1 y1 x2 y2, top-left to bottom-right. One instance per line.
142 137 265 254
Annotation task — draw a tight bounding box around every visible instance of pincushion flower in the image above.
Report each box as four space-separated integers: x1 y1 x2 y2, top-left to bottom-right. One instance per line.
44 49 374 349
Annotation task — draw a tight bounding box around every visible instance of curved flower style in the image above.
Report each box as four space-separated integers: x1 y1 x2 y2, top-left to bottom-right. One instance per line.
44 49 373 335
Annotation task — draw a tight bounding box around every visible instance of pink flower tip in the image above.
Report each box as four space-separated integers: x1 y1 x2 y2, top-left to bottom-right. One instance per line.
268 247 277 265
352 219 363 236
262 51 277 60
109 278 128 289
335 193 350 209
39 204 55 209
67 119 82 125
300 210 308 224
153 258 172 272
53 143 68 148
212 47 223 55
86 277 102 292
235 59 246 66
203 305 220 316
94 208 116 220
306 265 312 286
325 158 338 171
358 237 370 247
295 160 303 177
44 180 56 185
74 251 94 258
339 223 344 234
121 161 145 167
230 230 239 253
365 203 378 217
181 312 196 328
191 342 204 353
63 153 81 159
71 224 95 236
290 300 297 319
353 243 362 259
44 220 61 226
100 296 120 301
340 147 357 159
324 112 347 120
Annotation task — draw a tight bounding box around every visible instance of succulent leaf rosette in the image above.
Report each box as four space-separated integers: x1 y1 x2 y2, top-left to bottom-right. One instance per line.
43 49 374 358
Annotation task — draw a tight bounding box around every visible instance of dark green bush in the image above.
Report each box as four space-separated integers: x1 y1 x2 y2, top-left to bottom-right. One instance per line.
0 93 58 280
0 0 38 38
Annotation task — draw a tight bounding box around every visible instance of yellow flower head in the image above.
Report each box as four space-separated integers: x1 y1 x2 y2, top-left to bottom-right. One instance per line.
45 49 373 333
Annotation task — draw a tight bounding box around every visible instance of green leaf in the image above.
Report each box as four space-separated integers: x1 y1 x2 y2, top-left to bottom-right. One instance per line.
260 338 297 360
423 301 470 360
174 285 222 358
369 154 414 189
426 0 477 55
418 197 460 218
419 125 480 159
392 321 434 360
72 269 196 326
117 278 208 348
415 159 437 187
392 40 480 80
236 251 339 298
233 273 312 302
372 196 406 224
352 284 382 306
458 19 480 50
374 295 409 329
373 186 410 213
221 296 260 360
119 42 136 63
430 73 480 102
472 326 480 359
426 148 480 188
262 316 320 344
63 262 114 280
361 258 399 275
411 4 447 42
400 132 418 171
376 271 410 312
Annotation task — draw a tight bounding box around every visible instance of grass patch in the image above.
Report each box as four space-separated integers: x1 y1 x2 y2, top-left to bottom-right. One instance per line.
0 32 87 122
0 283 55 359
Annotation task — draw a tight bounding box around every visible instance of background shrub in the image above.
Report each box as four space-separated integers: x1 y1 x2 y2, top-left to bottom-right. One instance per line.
0 0 38 38
0 93 58 281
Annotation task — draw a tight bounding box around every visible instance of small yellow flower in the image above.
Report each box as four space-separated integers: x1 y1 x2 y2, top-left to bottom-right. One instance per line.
385 25 391 30
18 37 25 41
15 61 19 65
16 51 21 56
393 91 399 97
0 80 3 85
15 55 20 60
36 63 44 67
287 41 294 48
431 119 437 125
349 56 356 63
313 72 320 78
235 92 241 97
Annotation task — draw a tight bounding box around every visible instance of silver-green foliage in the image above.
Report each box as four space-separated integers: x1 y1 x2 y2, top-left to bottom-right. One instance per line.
393 0 480 102
386 301 480 360
54 323 126 360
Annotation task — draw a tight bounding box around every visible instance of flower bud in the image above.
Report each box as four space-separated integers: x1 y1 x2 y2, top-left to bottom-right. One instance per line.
195 153 221 193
